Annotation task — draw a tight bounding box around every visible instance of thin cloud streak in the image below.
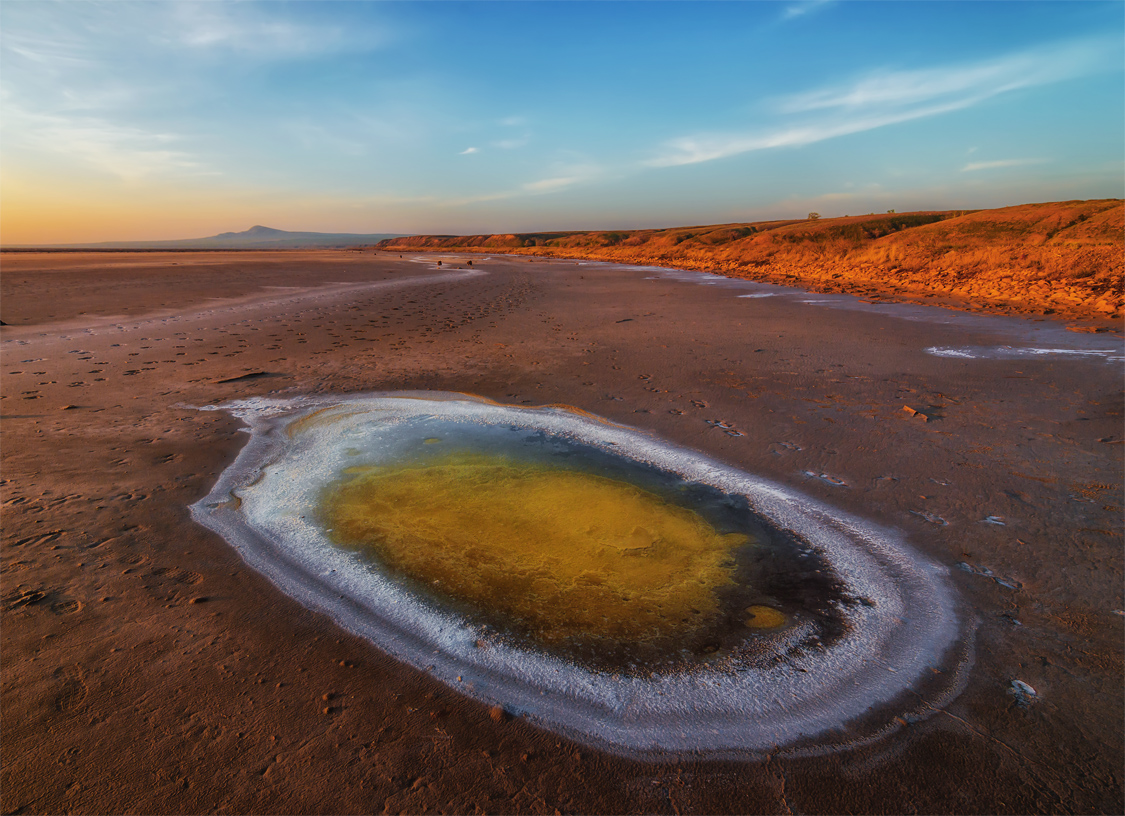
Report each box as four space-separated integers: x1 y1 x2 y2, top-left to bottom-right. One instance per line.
648 36 1119 168
782 1 835 21
166 1 391 58
962 158 1047 173
649 96 985 167
1 105 206 181
437 162 607 207
523 176 581 193
780 39 1108 113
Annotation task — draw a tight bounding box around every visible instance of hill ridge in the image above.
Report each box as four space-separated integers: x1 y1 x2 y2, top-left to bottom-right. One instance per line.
376 200 1123 320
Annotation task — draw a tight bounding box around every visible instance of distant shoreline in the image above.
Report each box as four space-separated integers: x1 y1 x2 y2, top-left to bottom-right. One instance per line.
376 200 1124 322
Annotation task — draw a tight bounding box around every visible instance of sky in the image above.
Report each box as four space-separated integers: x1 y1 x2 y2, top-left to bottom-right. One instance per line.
1 0 1122 244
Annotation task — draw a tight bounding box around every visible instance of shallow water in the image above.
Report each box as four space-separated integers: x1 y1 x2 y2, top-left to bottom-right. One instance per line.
316 424 854 670
631 263 1124 360
323 454 749 647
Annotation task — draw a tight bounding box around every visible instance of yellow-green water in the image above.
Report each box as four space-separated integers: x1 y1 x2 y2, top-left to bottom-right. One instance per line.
320 453 759 646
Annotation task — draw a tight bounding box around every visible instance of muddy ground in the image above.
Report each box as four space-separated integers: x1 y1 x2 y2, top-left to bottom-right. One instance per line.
2 250 1122 814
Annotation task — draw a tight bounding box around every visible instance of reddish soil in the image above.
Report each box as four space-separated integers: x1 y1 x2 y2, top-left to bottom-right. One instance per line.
2 250 1121 813
377 199 1124 321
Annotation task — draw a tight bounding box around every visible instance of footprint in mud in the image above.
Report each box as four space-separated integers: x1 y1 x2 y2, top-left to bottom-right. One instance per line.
51 599 82 615
150 566 203 585
54 666 88 713
770 441 803 455
3 588 48 610
690 399 709 409
805 471 847 486
910 510 946 526
12 531 63 548
956 561 1022 590
705 419 744 437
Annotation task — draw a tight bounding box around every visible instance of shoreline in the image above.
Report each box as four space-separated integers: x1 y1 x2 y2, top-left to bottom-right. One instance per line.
373 244 1125 324
376 200 1125 323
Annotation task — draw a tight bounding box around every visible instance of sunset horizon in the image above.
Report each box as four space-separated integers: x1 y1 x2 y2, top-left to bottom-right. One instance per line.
2 1 1122 244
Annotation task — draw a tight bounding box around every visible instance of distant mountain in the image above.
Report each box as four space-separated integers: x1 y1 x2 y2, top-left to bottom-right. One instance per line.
6 225 405 250
212 225 293 241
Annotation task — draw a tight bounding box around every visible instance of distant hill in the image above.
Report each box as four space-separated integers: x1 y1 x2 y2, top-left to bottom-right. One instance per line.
6 225 404 250
376 200 1124 320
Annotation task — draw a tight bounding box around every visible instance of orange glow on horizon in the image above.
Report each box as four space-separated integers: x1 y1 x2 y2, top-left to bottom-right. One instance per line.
0 169 414 245
1 170 256 244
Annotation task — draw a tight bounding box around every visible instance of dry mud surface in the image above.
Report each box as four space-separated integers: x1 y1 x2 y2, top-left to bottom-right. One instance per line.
2 250 1122 814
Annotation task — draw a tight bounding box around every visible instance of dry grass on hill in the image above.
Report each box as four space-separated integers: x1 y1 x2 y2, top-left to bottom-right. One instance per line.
377 200 1124 320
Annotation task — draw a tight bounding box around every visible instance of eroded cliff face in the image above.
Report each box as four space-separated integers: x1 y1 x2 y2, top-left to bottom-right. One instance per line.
378 200 1124 320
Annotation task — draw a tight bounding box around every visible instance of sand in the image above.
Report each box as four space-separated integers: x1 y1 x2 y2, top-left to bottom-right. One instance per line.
2 250 1122 813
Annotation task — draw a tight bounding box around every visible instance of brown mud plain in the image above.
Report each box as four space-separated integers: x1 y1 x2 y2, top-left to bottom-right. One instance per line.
1 250 1122 814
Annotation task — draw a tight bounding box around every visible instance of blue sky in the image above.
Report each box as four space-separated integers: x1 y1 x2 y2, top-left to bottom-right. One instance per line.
1 0 1121 242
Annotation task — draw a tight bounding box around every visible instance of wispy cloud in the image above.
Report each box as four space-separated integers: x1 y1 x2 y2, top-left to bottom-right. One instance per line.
459 146 479 155
782 1 835 21
1 1 391 73
648 100 973 167
1 105 205 181
167 2 382 56
492 136 530 150
961 158 1047 173
521 159 605 196
648 36 1118 168
779 40 1100 114
428 160 606 207
523 176 581 193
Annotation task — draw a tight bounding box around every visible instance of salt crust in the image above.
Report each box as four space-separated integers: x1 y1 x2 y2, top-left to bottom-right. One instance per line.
192 392 966 758
927 345 1123 362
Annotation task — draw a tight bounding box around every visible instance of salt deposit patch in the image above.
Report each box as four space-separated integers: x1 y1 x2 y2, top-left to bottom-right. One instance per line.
191 393 967 758
927 345 1123 362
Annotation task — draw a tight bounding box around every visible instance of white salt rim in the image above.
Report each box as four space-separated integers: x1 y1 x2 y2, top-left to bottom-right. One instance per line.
191 392 967 758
